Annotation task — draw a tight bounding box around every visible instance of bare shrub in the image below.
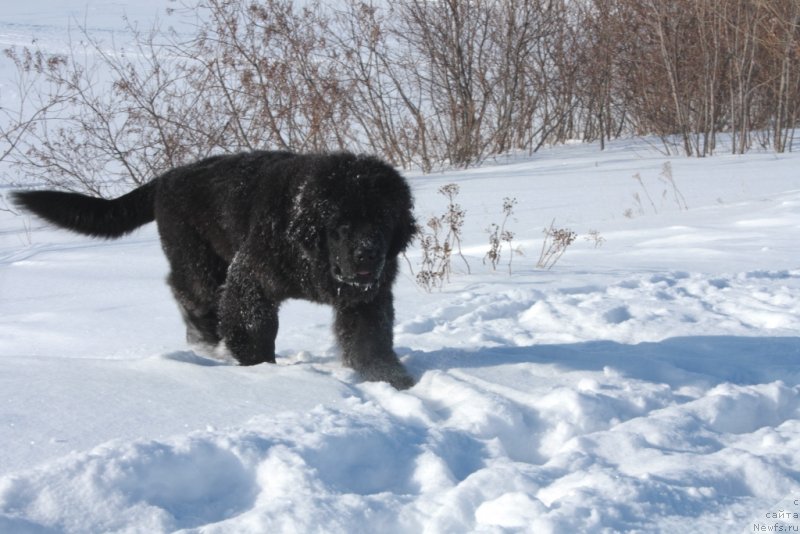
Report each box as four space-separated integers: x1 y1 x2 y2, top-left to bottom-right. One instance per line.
0 48 70 170
632 172 657 214
413 183 470 292
415 217 447 292
2 1 355 194
626 163 688 217
4 0 798 195
536 219 577 270
585 0 800 156
585 229 606 248
659 162 688 211
484 197 518 274
438 184 471 274
1 0 590 190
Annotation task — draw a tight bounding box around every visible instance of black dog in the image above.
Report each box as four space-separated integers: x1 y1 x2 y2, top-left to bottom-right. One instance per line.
13 151 417 389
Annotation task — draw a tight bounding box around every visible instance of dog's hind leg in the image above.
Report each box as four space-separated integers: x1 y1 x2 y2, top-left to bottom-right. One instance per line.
159 224 228 347
168 266 227 347
218 253 279 366
173 296 222 346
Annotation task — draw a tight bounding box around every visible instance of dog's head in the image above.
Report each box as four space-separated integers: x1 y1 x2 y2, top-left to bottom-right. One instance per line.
288 154 416 293
326 222 388 290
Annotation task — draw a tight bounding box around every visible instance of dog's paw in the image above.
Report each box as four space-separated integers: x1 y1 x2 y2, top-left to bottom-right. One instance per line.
357 361 416 390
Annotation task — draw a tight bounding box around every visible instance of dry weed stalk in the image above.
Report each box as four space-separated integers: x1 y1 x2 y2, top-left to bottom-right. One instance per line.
484 197 518 274
414 183 469 291
537 219 577 270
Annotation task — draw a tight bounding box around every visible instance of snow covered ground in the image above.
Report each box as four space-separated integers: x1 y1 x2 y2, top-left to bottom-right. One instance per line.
2 2 800 533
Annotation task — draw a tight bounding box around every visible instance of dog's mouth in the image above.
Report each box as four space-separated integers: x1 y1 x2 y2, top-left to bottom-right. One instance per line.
333 266 381 289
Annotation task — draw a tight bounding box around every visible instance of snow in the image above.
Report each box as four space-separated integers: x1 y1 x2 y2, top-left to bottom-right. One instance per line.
2 3 800 533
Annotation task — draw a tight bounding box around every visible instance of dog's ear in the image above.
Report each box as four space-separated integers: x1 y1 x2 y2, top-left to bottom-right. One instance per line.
288 186 326 256
389 209 417 257
289 220 321 256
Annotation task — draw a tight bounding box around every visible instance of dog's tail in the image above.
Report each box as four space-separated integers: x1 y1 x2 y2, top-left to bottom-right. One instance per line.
11 181 157 238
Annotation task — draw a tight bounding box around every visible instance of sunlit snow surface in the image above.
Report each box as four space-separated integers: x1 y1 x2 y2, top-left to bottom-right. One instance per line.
2 3 800 532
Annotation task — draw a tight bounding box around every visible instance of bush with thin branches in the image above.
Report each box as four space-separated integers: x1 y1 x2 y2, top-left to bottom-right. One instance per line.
536 220 577 270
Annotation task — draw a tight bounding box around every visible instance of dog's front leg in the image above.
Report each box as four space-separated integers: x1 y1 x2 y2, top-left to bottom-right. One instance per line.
334 290 414 389
218 253 278 366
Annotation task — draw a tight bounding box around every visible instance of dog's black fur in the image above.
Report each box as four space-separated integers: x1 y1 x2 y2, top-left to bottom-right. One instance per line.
13 151 417 389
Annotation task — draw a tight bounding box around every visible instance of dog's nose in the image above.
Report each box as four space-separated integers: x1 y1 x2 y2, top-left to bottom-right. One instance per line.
354 241 379 263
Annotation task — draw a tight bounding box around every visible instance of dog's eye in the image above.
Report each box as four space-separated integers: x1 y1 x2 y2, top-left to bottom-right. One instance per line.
331 224 350 241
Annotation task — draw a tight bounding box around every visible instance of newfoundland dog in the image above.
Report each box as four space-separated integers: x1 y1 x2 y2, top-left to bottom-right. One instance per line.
13 151 417 389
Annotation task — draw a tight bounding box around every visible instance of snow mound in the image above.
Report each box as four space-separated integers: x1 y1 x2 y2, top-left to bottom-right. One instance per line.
0 336 799 532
